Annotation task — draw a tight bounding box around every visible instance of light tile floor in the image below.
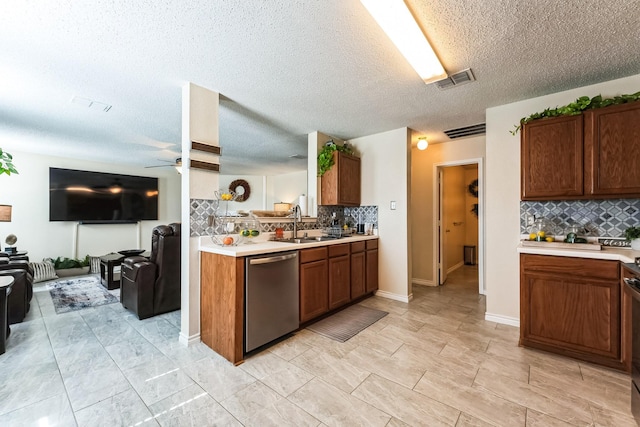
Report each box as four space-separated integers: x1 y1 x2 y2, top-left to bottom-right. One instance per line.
0 267 636 426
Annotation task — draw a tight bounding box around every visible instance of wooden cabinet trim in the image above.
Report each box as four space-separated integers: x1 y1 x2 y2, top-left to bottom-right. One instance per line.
328 243 350 258
351 241 365 253
300 247 328 264
320 151 361 206
520 253 623 370
520 253 618 281
521 114 584 200
200 252 244 364
584 102 640 197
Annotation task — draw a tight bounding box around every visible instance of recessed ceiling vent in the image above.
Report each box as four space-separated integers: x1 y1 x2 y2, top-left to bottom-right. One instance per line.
434 68 475 90
444 123 486 139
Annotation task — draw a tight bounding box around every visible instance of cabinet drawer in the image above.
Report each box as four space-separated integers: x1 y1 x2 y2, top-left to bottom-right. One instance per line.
366 240 378 250
300 247 327 264
521 254 618 281
329 243 350 258
351 241 365 253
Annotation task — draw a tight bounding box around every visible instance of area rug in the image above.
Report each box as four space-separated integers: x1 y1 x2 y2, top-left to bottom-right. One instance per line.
306 305 388 342
48 275 119 314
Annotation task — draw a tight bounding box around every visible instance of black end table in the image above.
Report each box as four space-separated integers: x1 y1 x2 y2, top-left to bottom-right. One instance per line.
99 253 125 290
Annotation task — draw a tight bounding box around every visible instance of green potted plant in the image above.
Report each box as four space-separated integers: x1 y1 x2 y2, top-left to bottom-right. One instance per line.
317 140 355 177
52 255 91 277
0 148 18 176
511 92 640 135
625 226 640 250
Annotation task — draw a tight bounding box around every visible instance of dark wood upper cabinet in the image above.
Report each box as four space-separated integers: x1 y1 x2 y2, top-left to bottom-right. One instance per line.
521 101 640 200
584 102 640 197
321 151 361 206
521 114 583 200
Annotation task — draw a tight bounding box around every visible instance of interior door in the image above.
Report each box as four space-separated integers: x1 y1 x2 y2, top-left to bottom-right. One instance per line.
438 168 447 285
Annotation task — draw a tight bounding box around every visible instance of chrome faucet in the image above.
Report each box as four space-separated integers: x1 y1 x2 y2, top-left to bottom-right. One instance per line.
292 204 302 238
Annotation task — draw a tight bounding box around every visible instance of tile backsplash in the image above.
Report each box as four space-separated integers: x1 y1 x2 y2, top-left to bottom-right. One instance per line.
520 199 640 238
317 205 378 228
190 199 378 237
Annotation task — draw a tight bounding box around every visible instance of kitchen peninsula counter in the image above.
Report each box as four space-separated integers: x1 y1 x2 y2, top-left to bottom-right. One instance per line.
199 233 379 256
517 242 640 262
199 233 379 365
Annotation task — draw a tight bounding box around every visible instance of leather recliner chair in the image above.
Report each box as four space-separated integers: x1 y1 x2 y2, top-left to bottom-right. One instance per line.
0 256 33 324
121 223 181 320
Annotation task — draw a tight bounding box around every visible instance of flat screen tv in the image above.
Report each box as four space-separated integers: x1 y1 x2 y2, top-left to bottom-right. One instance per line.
49 167 158 223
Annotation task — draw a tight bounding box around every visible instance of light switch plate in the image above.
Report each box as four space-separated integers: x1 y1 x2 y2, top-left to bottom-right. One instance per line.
390 201 396 210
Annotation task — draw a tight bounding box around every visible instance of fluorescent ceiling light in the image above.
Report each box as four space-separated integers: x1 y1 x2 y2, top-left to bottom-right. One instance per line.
361 0 447 83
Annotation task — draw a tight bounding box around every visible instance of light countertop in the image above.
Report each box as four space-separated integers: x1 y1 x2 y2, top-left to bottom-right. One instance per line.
517 242 640 263
200 233 379 257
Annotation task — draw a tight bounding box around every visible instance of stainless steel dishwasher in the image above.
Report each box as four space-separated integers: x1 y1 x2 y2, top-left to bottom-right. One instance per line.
245 251 299 353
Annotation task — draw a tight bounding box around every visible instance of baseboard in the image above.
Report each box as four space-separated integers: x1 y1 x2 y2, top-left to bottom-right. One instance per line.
374 289 412 303
412 278 436 287
485 312 520 328
447 261 464 275
179 331 201 346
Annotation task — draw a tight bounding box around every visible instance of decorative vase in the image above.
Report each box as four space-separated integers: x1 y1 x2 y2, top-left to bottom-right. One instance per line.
631 239 640 251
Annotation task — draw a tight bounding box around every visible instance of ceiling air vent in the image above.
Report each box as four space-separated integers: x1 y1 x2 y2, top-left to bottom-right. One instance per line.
434 68 475 90
444 123 486 139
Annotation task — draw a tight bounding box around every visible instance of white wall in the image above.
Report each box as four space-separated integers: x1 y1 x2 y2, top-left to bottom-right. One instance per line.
485 72 640 325
266 170 307 211
218 175 266 211
0 150 180 262
349 127 412 302
182 82 220 345
216 171 307 213
411 136 486 285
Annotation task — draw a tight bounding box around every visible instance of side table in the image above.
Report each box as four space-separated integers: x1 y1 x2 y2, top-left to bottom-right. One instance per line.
0 276 14 355
99 253 125 290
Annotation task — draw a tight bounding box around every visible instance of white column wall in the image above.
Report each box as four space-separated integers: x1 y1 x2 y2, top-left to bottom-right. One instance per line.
349 127 412 302
180 83 220 345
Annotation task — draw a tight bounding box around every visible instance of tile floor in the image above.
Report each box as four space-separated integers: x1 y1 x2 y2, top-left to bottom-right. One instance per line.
0 266 636 426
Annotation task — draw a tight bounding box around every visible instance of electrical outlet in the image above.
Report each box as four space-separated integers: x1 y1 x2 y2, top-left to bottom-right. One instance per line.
390 201 396 210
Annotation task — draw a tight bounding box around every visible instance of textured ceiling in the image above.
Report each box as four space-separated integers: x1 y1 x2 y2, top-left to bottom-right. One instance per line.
1 1 639 175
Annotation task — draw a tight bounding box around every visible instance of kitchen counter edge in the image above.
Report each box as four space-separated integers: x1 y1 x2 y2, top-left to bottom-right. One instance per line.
517 243 640 263
200 234 379 257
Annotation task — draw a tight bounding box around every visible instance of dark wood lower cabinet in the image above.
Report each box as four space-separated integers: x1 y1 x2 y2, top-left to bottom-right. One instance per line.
366 240 379 293
300 248 328 323
300 240 378 324
520 254 624 370
350 242 366 300
329 244 351 310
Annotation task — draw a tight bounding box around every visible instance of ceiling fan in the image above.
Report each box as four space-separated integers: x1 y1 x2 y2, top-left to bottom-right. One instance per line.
145 157 182 173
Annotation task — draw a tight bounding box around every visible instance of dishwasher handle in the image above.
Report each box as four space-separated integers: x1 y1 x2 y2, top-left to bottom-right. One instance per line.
249 252 297 265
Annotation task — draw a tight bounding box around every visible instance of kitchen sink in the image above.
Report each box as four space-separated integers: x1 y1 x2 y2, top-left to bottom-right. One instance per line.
273 236 342 244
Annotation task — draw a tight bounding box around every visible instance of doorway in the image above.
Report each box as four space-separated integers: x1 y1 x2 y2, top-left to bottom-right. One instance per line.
434 159 484 294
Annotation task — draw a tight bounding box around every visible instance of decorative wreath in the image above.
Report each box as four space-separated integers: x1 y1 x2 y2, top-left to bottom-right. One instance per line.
229 179 251 202
468 179 479 198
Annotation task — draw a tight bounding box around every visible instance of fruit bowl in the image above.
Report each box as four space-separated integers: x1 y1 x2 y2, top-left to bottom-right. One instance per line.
239 218 261 242
214 189 237 202
210 234 243 247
